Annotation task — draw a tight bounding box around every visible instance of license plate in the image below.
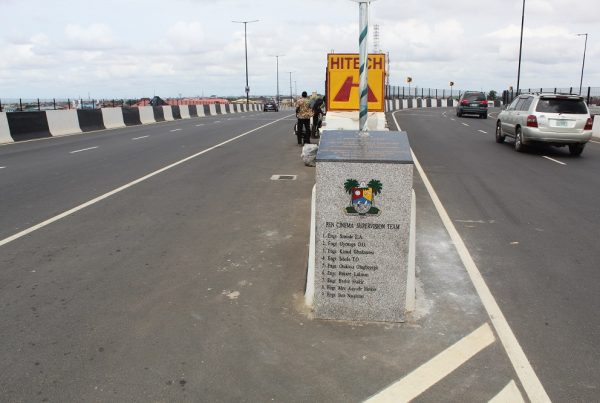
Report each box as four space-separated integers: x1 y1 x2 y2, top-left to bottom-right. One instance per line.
470 103 478 107
555 120 569 127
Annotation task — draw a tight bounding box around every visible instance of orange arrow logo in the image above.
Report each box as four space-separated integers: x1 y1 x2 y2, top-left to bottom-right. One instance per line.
333 76 378 102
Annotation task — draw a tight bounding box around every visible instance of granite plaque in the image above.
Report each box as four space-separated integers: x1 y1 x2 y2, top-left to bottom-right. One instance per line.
314 130 413 322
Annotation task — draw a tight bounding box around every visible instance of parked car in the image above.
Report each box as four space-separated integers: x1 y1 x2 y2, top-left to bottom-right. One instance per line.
456 91 488 118
495 93 593 155
264 101 278 112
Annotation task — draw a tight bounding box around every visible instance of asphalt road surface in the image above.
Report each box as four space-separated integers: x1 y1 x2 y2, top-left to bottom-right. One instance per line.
392 107 600 402
2 106 596 401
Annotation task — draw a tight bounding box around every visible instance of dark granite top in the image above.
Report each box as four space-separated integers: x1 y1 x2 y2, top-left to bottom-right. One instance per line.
316 130 413 164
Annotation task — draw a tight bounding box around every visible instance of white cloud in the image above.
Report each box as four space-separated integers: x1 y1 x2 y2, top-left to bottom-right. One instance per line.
64 23 117 50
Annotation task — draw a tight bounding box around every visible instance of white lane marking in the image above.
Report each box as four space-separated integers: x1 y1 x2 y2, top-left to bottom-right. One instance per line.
214 121 221 123
170 128 182 132
0 114 294 249
391 111 550 402
132 136 149 140
366 324 495 403
489 380 525 403
450 118 456 121
195 124 205 127
0 166 6 169
542 156 566 165
462 122 470 126
70 146 98 154
478 130 488 134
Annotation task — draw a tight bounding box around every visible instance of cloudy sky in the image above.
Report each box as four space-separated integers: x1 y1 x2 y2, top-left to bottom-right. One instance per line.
0 0 598 99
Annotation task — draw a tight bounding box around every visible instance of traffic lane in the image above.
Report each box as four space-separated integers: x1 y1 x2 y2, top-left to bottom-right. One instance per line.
392 110 600 401
0 113 520 402
0 112 293 240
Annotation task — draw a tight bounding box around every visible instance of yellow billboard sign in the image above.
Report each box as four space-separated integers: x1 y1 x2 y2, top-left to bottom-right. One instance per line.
327 53 386 112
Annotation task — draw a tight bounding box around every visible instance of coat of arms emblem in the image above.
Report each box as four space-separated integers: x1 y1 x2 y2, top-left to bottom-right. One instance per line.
343 179 383 216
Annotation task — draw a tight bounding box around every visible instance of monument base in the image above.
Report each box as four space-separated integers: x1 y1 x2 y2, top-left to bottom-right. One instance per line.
308 130 414 323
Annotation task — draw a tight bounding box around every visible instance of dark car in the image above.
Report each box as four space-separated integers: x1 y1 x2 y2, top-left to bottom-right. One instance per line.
264 101 278 112
456 91 488 118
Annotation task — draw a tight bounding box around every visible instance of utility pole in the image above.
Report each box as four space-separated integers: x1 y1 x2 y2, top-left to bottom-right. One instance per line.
232 20 259 106
577 33 588 95
270 55 284 107
516 0 526 96
288 72 293 106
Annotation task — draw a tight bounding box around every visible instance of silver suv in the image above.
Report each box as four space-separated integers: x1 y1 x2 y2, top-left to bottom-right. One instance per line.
496 93 593 155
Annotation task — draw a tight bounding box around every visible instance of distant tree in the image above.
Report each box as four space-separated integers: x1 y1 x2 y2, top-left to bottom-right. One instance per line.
488 90 497 100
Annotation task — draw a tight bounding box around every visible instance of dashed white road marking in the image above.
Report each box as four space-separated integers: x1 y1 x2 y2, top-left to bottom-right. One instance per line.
132 135 149 140
489 380 525 403
391 111 550 403
450 118 456 121
0 114 294 249
478 130 488 134
366 324 496 402
70 146 98 154
462 122 470 127
0 166 6 169
542 156 566 165
214 121 221 123
195 124 205 127
170 128 182 132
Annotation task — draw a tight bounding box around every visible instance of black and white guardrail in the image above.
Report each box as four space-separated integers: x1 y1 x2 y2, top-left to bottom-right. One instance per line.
0 103 263 144
385 98 503 112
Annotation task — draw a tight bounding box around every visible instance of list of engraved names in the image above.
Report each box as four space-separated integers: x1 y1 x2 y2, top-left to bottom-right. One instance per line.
319 221 401 300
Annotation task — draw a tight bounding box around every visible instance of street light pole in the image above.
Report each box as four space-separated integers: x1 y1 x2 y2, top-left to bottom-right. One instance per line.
577 33 588 95
288 72 293 106
516 0 526 96
270 55 284 107
232 20 258 106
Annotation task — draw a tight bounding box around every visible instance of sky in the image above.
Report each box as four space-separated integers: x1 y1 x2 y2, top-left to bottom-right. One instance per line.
0 0 598 100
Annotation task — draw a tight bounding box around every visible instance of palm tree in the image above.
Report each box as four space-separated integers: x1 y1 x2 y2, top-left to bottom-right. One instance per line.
367 179 382 195
344 179 360 194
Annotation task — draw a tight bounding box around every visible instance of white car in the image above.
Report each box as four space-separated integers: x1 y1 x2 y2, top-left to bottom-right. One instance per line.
496 93 593 155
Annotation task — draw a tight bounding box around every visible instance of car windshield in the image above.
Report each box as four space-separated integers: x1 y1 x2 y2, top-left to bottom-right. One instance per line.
464 93 486 101
536 98 588 114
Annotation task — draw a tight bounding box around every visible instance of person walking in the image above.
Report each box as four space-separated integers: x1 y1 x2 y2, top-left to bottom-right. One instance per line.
295 91 313 145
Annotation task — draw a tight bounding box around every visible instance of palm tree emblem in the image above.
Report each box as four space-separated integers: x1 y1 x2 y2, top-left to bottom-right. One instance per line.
344 179 383 216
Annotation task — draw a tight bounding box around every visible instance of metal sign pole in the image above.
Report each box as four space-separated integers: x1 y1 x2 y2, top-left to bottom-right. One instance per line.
355 0 373 132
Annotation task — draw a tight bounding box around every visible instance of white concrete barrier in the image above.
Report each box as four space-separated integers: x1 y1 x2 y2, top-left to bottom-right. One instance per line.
593 115 600 139
162 106 174 121
101 107 126 129
180 105 191 119
46 110 82 136
441 99 448 108
430 99 438 108
402 99 408 109
221 104 228 115
0 112 13 144
395 99 400 110
139 106 155 124
209 104 217 116
197 105 205 117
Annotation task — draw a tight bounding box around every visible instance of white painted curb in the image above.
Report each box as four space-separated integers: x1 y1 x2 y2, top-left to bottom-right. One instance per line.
139 106 155 124
0 112 13 144
180 105 191 119
101 107 126 129
305 184 316 306
162 106 174 121
46 110 82 136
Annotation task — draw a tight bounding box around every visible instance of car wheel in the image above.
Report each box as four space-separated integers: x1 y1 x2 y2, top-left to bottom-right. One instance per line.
482 113 487 119
514 127 524 152
495 122 505 143
457 110 462 117
568 143 585 156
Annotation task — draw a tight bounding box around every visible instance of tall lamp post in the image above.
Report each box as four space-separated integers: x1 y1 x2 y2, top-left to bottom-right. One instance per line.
288 72 294 106
516 0 526 96
577 33 588 95
232 20 259 106
270 55 284 107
